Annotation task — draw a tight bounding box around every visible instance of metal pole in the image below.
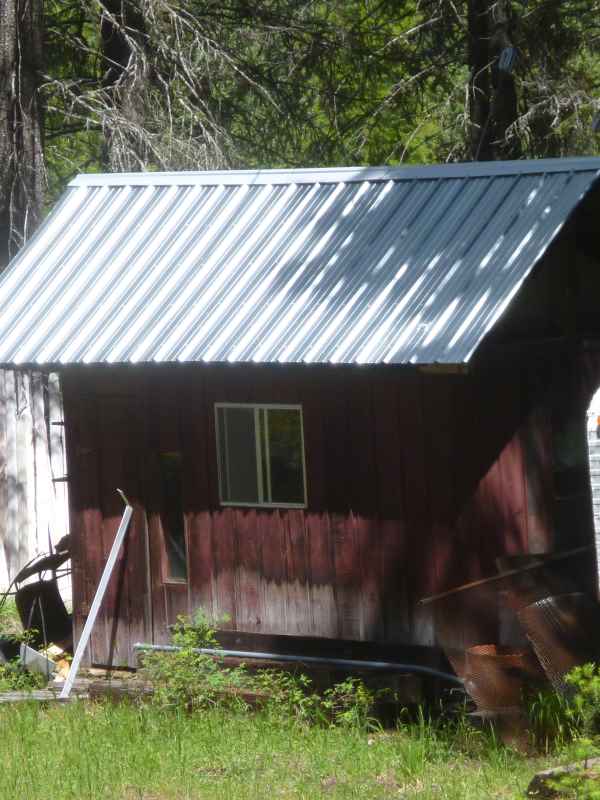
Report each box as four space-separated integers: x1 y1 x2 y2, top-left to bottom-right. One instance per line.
60 491 133 699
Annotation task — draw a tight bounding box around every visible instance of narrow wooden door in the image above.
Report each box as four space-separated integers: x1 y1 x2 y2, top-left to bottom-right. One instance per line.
146 449 191 644
91 395 152 667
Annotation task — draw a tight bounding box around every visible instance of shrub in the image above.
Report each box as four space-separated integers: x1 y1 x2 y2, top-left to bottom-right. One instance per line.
250 668 320 722
530 665 600 798
321 677 379 729
141 609 383 729
566 664 600 739
251 671 382 729
141 610 249 711
0 658 46 692
0 616 47 692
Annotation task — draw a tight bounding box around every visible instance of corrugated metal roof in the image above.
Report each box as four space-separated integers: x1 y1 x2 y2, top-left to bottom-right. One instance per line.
0 158 598 366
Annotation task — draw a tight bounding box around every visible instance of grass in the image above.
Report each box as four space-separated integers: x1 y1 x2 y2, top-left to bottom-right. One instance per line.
0 610 555 798
0 702 550 800
0 597 22 636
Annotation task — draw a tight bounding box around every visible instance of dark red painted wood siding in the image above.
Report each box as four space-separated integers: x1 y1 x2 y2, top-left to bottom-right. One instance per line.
63 362 549 667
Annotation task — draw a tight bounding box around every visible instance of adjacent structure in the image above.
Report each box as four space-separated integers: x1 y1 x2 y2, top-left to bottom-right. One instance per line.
1 158 599 668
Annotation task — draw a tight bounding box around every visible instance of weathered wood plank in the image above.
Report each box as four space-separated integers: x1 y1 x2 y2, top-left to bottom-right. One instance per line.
283 509 310 635
234 509 263 632
184 370 214 618
305 511 337 638
64 361 572 667
69 387 105 666
0 371 8 587
259 508 288 634
212 508 238 628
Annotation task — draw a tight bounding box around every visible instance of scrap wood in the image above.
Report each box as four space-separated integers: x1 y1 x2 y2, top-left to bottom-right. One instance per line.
87 681 271 708
0 689 81 704
40 644 66 661
419 545 590 605
88 681 154 704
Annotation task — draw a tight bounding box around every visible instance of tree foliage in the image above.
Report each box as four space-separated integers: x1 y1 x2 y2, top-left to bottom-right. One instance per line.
43 0 600 177
1 0 600 262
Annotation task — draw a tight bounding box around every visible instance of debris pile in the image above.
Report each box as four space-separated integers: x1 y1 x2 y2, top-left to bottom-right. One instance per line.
40 645 71 682
424 547 600 737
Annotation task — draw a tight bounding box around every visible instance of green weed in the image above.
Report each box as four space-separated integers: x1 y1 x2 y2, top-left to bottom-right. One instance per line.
141 610 258 712
526 687 579 754
0 659 46 692
0 598 21 636
141 610 384 729
566 663 600 736
519 665 600 797
0 602 46 692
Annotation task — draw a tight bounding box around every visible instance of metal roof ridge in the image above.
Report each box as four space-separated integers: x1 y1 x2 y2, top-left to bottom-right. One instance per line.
69 157 600 188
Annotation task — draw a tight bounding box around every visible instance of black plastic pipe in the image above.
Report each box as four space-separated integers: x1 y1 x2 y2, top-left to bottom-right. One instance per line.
133 643 463 685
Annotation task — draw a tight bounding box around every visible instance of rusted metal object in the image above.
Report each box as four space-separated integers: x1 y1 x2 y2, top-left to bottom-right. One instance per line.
464 644 527 710
426 546 590 693
432 586 501 679
518 593 600 691
15 580 72 649
0 544 73 651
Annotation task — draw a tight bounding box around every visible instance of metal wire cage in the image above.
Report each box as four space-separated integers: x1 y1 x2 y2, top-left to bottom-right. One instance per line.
518 593 600 693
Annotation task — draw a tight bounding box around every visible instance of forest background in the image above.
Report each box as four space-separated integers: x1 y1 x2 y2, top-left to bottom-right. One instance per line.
1 0 600 264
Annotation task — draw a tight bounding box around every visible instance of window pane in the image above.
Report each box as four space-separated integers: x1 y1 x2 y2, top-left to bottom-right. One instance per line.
218 406 259 503
267 409 305 504
159 452 187 580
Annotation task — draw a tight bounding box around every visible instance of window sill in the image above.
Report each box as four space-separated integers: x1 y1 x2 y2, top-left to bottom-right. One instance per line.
219 501 307 510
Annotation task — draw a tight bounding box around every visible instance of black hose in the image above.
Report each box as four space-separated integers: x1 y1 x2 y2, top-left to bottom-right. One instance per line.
133 643 463 685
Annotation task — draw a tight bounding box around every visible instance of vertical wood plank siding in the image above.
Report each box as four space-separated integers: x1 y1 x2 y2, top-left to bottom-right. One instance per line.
0 370 69 590
63 363 548 668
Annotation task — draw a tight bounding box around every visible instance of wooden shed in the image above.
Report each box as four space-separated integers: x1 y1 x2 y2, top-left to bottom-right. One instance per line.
1 158 600 669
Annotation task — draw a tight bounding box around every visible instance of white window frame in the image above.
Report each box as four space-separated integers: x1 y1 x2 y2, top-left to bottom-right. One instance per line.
215 402 308 509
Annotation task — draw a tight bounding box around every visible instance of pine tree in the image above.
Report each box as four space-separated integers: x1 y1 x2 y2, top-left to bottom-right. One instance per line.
0 0 44 266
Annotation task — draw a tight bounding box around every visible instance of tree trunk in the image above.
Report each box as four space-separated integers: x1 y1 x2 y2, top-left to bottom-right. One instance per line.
468 0 493 160
489 0 520 159
0 0 44 268
468 0 520 161
100 0 148 170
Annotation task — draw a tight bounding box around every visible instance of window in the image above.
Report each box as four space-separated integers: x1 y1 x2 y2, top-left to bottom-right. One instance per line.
159 452 187 580
216 404 307 507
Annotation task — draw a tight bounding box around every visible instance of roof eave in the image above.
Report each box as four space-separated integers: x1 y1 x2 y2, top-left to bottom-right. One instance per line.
69 157 600 188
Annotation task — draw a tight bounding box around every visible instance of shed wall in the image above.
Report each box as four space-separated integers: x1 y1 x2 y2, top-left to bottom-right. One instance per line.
0 370 69 590
63 363 552 668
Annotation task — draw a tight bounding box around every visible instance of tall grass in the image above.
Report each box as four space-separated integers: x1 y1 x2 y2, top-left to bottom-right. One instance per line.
0 597 21 635
0 702 546 800
526 689 579 754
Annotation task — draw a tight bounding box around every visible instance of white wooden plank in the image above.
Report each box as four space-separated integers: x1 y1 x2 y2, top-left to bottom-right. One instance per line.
0 371 9 588
16 371 35 568
0 369 70 592
5 370 19 580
